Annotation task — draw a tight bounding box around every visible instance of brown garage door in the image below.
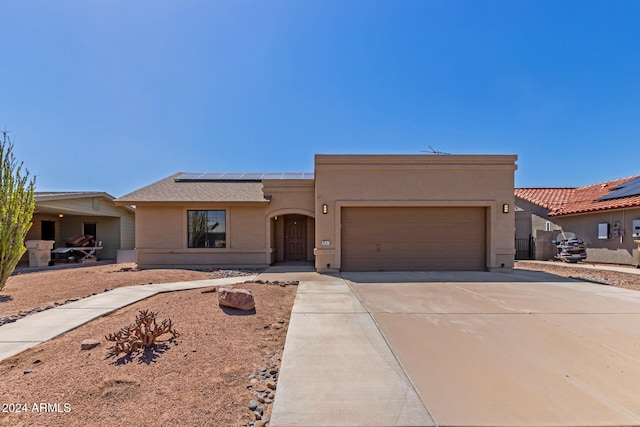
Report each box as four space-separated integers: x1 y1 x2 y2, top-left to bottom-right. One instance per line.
341 207 486 271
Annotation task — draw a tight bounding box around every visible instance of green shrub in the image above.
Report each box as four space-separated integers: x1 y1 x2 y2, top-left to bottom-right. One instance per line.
0 131 36 290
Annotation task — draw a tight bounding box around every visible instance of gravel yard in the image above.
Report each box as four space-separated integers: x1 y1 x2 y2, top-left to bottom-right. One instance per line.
515 261 640 291
0 264 294 427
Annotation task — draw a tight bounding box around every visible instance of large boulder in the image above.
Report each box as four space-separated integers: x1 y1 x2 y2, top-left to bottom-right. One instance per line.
218 288 255 311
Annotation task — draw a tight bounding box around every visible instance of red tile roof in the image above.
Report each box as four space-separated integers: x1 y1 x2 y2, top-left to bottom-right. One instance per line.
516 174 640 216
514 188 576 214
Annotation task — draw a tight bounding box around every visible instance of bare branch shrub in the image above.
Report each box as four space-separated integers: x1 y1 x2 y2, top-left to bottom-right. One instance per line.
105 309 179 355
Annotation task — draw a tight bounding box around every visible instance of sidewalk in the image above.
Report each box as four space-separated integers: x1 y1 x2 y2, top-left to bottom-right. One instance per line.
0 276 254 362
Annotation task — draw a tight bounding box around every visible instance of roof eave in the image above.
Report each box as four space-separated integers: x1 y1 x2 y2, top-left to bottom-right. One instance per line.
114 199 271 206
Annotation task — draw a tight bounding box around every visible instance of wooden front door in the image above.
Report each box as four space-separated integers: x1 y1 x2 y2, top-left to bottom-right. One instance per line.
285 215 307 261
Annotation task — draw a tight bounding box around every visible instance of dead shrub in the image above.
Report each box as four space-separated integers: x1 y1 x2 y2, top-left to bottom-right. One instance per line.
105 309 179 356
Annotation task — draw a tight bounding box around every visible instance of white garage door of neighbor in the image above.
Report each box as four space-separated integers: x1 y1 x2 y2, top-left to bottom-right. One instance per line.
341 207 486 271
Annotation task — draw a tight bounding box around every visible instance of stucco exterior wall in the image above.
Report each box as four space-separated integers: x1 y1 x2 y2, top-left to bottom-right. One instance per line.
262 180 315 217
134 203 270 269
554 208 640 265
135 206 184 249
120 212 136 250
515 198 562 240
314 154 518 272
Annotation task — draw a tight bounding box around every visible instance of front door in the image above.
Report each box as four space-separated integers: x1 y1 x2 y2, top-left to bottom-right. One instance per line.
285 215 307 261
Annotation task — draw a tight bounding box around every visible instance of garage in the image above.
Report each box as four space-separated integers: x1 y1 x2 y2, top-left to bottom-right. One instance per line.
341 207 486 271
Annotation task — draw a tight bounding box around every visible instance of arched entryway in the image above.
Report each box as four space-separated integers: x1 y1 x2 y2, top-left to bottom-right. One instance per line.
267 211 315 264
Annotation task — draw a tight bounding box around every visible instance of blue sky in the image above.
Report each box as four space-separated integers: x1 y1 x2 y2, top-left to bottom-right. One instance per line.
1 1 639 197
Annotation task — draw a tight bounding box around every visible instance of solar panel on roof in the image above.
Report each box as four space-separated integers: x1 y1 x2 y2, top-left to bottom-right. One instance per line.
597 176 640 201
177 172 206 180
174 172 314 182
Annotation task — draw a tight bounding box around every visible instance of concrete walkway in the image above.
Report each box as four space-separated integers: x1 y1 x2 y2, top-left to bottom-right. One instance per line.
269 272 431 426
0 276 253 362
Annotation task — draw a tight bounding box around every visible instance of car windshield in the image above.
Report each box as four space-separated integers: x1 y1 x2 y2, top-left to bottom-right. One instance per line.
557 232 577 241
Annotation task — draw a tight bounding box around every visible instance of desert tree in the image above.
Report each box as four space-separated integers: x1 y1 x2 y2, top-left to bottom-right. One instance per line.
0 131 36 290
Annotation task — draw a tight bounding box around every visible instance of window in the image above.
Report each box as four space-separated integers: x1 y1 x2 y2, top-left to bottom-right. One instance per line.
42 220 55 240
188 210 226 248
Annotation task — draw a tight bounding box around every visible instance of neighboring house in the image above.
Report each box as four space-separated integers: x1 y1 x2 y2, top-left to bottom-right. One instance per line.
516 175 640 265
115 154 517 272
24 192 136 261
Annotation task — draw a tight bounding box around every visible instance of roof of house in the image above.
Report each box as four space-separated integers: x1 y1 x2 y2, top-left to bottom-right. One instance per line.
35 191 116 201
175 172 314 181
115 173 270 203
516 174 640 216
514 188 576 213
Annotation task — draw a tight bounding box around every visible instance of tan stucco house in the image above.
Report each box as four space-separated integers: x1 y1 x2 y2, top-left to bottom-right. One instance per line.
115 154 517 272
25 192 136 261
516 174 640 266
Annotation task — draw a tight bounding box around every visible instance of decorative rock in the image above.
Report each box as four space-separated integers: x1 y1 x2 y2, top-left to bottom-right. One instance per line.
81 339 100 350
254 421 268 427
250 378 258 385
218 288 255 311
248 400 259 411
253 411 262 420
266 381 277 390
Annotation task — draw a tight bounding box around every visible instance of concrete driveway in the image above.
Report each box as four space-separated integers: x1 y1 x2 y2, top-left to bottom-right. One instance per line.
271 270 640 427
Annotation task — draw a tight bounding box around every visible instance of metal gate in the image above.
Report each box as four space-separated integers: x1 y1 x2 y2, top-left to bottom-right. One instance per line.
515 235 535 260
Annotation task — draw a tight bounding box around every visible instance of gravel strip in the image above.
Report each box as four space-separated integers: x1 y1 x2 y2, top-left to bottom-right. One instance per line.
515 261 640 291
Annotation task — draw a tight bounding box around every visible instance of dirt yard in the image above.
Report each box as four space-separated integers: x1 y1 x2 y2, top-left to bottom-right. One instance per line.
0 265 296 426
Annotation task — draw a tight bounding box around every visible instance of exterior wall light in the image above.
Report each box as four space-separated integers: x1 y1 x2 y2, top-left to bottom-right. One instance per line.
58 214 64 218
502 203 509 214
322 204 328 214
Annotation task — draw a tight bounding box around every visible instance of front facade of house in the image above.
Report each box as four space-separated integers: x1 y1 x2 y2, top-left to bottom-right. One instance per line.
24 192 136 261
516 175 640 266
116 154 517 272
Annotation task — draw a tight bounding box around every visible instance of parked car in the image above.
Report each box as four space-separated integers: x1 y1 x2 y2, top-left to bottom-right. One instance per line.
554 232 587 263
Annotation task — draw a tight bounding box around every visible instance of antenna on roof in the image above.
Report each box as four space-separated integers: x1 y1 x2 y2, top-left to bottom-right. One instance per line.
420 146 450 155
